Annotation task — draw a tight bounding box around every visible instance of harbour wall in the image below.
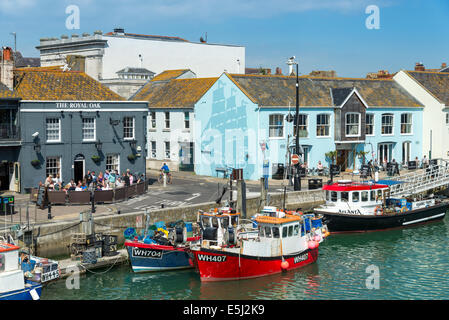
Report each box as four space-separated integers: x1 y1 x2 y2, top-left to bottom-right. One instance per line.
25 189 326 258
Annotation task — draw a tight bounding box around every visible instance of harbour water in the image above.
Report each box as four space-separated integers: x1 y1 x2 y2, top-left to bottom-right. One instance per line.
42 215 449 300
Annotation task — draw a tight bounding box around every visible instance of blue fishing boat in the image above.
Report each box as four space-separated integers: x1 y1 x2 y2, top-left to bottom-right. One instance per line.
0 242 42 300
124 221 200 273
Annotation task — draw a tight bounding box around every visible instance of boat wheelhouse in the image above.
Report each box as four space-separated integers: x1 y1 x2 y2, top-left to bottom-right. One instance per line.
0 242 42 300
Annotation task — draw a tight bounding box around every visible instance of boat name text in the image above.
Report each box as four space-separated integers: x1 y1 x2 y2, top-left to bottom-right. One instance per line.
294 253 309 264
132 247 163 259
197 254 227 262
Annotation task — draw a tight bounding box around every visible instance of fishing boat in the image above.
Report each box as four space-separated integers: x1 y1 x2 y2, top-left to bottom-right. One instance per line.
0 242 42 300
124 220 201 273
189 206 328 282
314 180 449 233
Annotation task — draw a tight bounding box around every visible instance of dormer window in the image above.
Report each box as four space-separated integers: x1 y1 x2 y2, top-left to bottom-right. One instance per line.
345 113 360 137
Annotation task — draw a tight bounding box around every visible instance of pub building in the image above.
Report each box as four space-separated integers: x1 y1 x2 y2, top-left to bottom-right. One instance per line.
0 66 147 193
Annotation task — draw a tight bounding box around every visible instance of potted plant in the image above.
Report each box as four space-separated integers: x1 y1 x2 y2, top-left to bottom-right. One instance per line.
31 159 41 167
91 155 101 163
357 151 370 164
325 151 337 165
127 154 136 162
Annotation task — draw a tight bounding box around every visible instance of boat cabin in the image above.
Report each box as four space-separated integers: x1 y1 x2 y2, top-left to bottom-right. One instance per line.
321 180 389 214
0 243 25 295
198 207 240 247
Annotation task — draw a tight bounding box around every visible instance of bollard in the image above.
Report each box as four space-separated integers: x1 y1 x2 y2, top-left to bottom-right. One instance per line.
163 173 167 188
47 204 52 220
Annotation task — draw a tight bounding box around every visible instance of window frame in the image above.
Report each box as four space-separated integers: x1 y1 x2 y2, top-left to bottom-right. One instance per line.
400 113 413 135
46 156 61 180
149 111 156 129
106 154 120 173
345 112 361 137
316 113 331 137
164 112 170 129
184 111 190 129
269 114 284 138
294 114 308 138
366 113 374 136
46 118 61 142
381 113 394 136
151 141 157 158
123 116 135 140
82 117 96 141
165 141 170 159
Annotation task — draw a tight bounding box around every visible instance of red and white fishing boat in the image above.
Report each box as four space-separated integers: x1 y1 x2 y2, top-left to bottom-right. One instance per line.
190 206 328 282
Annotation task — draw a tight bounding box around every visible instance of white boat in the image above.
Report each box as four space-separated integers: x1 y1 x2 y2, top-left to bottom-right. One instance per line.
0 242 42 300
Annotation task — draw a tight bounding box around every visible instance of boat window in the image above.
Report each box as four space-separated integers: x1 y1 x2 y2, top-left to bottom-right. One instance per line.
301 221 305 236
370 191 376 201
293 224 299 236
377 190 382 200
326 191 330 201
212 217 218 228
221 216 229 228
282 226 288 238
361 191 368 202
264 226 272 238
201 216 211 228
331 191 338 202
272 227 280 238
288 225 294 237
352 192 360 202
231 216 239 227
341 192 349 202
0 254 4 272
258 225 265 237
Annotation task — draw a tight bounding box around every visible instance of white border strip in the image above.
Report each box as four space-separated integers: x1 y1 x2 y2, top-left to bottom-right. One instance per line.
402 212 445 225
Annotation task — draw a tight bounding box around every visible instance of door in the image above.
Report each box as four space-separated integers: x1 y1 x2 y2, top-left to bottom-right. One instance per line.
0 162 8 191
11 162 20 192
402 141 411 164
74 160 84 183
179 142 194 171
337 150 348 171
378 143 393 164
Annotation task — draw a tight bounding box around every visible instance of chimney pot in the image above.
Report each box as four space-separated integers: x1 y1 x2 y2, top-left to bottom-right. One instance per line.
442 62 447 69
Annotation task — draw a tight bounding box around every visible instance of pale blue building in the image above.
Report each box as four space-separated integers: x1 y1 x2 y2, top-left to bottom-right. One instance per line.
194 73 423 181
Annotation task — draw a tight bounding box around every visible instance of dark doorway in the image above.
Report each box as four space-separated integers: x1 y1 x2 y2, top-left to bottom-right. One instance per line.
337 150 348 171
74 154 85 183
0 162 9 191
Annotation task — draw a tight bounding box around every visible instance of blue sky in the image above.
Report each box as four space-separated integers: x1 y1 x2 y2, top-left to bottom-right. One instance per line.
0 0 448 77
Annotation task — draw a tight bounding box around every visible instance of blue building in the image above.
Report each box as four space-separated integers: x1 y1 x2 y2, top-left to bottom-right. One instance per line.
194 73 423 180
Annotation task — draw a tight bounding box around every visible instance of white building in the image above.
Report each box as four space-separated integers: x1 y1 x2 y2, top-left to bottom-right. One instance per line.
36 28 245 97
394 68 449 159
131 71 218 171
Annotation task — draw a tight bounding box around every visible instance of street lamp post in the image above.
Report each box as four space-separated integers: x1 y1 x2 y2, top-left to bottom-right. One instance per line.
287 57 301 191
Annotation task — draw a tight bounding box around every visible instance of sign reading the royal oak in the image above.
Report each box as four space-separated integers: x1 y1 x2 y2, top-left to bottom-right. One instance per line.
56 102 101 109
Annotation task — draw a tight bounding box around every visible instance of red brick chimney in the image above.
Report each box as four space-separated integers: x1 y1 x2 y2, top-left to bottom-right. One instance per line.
442 62 447 69
415 62 425 71
275 67 282 75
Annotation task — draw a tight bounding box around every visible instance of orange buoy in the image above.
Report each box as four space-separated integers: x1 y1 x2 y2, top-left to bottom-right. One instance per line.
281 260 289 270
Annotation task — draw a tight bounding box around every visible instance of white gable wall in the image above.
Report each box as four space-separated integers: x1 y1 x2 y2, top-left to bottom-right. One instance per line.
393 70 448 159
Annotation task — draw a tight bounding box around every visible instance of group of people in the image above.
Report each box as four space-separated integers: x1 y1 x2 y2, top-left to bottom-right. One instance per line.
42 169 145 193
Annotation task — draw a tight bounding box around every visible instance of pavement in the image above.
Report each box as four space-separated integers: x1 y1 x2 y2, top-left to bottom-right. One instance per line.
0 167 412 227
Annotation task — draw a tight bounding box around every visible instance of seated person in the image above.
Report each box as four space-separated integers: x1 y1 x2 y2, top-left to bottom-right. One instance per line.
161 163 170 175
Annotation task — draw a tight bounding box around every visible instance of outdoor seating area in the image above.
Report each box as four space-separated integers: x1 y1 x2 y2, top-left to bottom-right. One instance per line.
30 181 148 205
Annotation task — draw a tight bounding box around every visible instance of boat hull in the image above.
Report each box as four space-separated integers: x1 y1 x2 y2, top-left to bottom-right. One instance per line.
320 202 449 233
0 283 42 300
125 241 193 273
191 247 318 282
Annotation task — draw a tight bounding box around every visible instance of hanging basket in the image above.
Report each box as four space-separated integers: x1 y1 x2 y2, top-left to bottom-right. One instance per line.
31 159 41 167
91 155 101 163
